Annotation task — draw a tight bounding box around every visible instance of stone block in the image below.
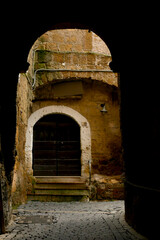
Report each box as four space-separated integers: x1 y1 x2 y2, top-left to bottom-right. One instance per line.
72 53 79 65
64 53 72 64
87 53 96 66
44 42 58 51
53 52 64 64
60 44 73 51
51 32 64 43
83 31 92 51
39 33 49 43
79 54 87 65
37 50 52 63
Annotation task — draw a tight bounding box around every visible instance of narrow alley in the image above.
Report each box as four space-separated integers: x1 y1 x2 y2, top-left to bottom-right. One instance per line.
1 201 147 240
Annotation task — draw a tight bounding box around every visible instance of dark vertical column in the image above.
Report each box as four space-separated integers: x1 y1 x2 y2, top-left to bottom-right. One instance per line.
0 134 5 234
119 27 160 238
0 179 5 234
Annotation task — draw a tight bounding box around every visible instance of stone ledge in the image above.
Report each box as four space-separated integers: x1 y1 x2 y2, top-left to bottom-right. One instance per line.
32 70 118 88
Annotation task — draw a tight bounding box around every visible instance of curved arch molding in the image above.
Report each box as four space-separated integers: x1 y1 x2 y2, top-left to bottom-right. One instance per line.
25 105 91 180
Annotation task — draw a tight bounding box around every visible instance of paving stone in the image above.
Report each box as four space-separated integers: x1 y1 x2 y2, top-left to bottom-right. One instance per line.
1 201 147 240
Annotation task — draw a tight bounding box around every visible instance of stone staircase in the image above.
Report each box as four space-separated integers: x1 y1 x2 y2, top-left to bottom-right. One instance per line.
27 176 89 202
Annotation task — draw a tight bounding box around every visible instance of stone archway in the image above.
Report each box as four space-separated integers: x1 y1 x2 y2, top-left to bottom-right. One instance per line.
25 105 91 181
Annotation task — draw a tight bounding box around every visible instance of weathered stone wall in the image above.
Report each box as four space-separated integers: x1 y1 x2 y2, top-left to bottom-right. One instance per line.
27 29 114 88
0 125 12 227
13 29 123 204
28 29 111 59
31 79 123 199
32 80 122 175
12 74 33 206
0 162 12 226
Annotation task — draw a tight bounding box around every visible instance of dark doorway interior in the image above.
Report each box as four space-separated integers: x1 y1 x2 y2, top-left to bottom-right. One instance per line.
33 114 81 176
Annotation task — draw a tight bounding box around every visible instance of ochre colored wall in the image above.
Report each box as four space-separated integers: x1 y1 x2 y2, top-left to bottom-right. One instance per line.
12 74 33 205
32 80 122 177
13 29 123 204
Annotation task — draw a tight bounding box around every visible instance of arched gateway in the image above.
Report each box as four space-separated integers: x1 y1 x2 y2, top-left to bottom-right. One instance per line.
25 105 91 181
13 28 122 204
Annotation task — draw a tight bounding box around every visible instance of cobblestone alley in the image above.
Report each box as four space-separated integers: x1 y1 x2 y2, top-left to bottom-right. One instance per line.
1 201 147 240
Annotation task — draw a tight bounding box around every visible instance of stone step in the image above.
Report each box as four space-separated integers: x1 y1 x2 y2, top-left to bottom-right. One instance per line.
27 188 89 202
34 189 89 196
35 176 86 184
34 183 88 190
27 176 89 202
27 195 89 202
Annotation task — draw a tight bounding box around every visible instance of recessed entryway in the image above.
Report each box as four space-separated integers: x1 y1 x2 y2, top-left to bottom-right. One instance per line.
33 114 81 177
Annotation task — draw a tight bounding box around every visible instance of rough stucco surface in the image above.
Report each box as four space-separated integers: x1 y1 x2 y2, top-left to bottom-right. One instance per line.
12 74 33 205
32 80 122 177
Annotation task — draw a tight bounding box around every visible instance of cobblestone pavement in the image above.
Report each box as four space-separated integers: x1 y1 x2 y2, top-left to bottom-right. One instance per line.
1 201 147 240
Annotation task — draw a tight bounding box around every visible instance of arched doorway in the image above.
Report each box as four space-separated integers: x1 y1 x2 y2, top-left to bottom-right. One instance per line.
33 114 81 176
25 105 91 181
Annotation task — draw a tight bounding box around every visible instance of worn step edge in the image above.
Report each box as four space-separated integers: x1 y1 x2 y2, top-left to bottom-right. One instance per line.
34 185 89 190
27 195 89 202
35 176 86 184
33 189 89 196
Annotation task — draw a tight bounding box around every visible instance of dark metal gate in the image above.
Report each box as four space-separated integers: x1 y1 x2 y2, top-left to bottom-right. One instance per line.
33 114 81 176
